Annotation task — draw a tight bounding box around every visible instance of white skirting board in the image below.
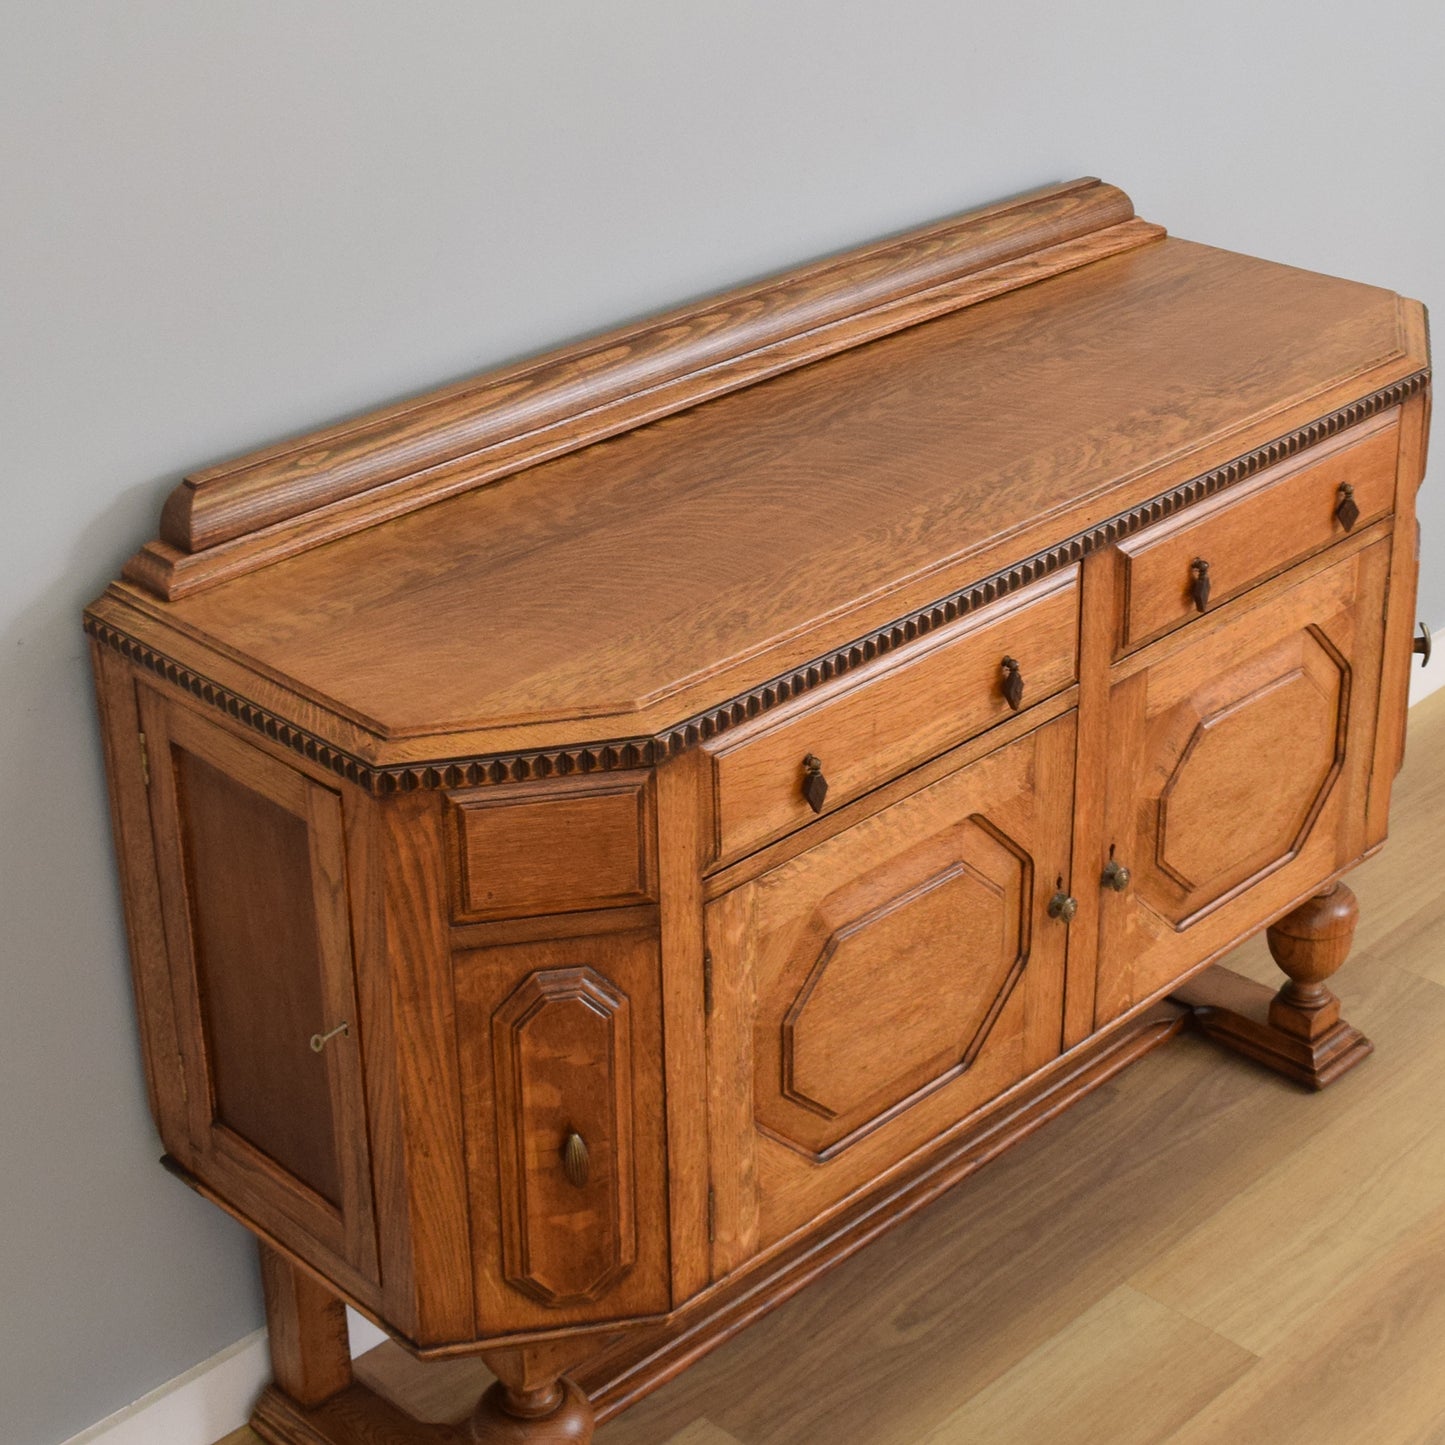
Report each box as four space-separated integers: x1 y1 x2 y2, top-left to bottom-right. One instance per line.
57 1312 387 1445
56 665 1443 1445
1409 655 1443 708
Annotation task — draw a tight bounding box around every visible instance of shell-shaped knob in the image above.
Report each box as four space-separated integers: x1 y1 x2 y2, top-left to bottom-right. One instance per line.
562 1130 590 1189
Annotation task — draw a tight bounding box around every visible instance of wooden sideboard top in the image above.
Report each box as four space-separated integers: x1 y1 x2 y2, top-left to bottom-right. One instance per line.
87 183 1428 780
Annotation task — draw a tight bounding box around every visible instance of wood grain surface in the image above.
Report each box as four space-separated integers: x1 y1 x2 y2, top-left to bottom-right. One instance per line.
140 180 1143 574
216 691 1445 1445
111 238 1418 753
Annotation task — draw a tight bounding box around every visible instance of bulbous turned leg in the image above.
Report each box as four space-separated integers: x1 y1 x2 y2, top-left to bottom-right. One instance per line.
1266 882 1361 1045
470 1376 594 1443
1172 882 1373 1090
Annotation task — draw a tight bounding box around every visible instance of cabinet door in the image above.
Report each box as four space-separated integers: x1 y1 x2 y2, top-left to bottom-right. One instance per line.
137 685 378 1282
454 929 671 1331
707 712 1075 1269
1093 538 1389 1026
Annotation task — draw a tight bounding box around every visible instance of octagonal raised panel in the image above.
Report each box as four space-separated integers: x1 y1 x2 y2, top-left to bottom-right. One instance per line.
1144 625 1348 924
491 967 637 1308
755 815 1031 1159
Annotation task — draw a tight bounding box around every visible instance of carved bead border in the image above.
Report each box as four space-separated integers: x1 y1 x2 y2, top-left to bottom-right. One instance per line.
89 370 1428 794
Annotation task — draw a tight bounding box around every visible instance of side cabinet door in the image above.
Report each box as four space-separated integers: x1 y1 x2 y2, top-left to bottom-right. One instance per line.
1093 538 1390 1026
707 712 1076 1270
454 929 671 1331
136 685 378 1282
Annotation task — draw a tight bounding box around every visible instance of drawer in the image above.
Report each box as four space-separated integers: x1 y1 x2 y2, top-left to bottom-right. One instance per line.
449 776 657 922
1116 413 1399 653
705 567 1079 864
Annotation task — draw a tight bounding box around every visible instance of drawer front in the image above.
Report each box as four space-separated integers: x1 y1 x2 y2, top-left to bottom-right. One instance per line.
706 567 1079 864
1117 414 1398 653
454 929 671 1329
449 776 657 922
706 712 1075 1267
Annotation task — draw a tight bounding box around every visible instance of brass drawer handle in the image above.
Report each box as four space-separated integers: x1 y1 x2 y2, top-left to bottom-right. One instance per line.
1000 656 1025 712
1101 859 1131 892
802 754 829 813
1048 890 1078 924
1334 481 1360 532
1189 558 1212 613
1415 621 1432 667
562 1130 590 1189
310 1020 349 1053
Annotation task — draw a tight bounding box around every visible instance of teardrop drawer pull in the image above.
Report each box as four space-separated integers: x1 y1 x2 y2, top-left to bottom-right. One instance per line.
802 754 829 813
1334 481 1360 532
562 1130 590 1189
1000 656 1025 712
1189 558 1212 613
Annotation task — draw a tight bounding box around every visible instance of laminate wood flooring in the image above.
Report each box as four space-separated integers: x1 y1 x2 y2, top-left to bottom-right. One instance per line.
219 689 1445 1445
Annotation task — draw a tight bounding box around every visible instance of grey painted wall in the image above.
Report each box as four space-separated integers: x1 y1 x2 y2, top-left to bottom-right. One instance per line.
2 4 1439 1442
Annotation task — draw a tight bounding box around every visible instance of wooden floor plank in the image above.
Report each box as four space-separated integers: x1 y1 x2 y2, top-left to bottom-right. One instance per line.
352 1345 486 1426
1129 965 1445 1353
917 1285 1255 1445
659 1423 748 1445
1351 689 1445 974
1166 1200 1445 1445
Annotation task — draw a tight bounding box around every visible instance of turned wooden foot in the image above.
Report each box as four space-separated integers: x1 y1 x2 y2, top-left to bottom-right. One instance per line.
1171 883 1372 1090
469 1377 594 1443
249 1250 596 1445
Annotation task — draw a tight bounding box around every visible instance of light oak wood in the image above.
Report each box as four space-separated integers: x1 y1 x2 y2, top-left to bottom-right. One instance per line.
1116 412 1399 651
449 777 657 922
84 180 1431 1443
91 239 1425 772
260 1247 353 1409
704 566 1079 863
707 713 1077 1258
1095 534 1390 1027
454 930 671 1332
138 687 379 1285
137 179 1149 590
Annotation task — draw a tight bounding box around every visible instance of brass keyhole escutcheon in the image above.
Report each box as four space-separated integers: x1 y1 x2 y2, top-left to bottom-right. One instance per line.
802 754 829 813
562 1130 590 1189
1101 859 1131 892
1189 558 1212 613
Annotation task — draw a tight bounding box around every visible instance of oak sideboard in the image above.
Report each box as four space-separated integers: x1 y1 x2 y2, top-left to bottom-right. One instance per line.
86 178 1432 1443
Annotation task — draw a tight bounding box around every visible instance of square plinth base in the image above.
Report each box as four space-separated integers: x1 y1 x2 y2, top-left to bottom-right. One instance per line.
1171 964 1374 1091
